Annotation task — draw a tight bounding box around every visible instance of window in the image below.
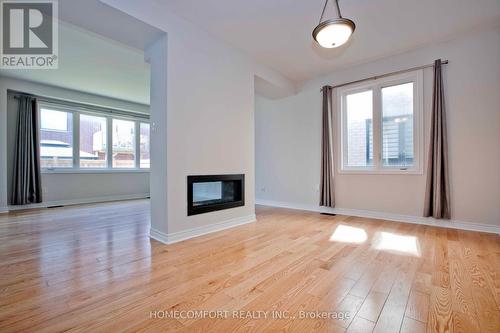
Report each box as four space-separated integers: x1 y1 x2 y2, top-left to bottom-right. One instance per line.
37 102 150 172
382 83 414 167
344 90 373 168
80 114 107 168
112 119 135 168
140 122 150 169
339 70 423 173
40 108 73 168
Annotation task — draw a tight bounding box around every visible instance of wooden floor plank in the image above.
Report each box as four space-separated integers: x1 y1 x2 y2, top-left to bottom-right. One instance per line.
346 316 375 333
0 200 498 332
427 286 453 333
356 290 388 322
405 290 429 323
401 316 426 333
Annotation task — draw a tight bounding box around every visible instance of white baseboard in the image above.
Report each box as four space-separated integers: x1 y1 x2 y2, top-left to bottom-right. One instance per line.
2 193 150 213
256 199 500 235
150 214 257 245
256 199 317 212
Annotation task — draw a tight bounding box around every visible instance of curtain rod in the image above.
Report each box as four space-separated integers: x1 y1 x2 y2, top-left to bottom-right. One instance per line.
321 60 449 91
9 90 150 120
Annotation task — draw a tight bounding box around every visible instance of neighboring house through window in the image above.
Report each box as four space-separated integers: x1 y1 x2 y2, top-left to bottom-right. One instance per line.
338 70 423 174
38 101 150 172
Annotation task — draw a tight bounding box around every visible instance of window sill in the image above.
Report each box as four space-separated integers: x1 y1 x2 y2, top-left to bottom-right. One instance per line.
338 168 423 175
41 168 150 174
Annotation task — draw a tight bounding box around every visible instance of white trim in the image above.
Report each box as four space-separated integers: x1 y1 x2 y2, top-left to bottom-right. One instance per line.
4 193 149 212
256 199 316 212
0 207 9 214
106 114 113 169
255 199 500 235
134 121 141 168
150 214 257 245
73 111 80 168
41 168 150 174
335 169 423 175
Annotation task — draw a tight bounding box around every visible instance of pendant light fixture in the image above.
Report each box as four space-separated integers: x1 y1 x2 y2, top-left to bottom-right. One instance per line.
312 0 355 48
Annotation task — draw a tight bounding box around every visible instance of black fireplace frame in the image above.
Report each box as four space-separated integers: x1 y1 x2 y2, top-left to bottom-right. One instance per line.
187 174 245 216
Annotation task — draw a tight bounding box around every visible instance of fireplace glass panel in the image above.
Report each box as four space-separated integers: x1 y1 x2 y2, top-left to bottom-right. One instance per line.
193 181 223 206
188 175 244 215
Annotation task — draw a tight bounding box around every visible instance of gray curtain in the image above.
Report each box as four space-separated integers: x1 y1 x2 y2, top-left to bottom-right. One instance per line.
12 95 43 205
424 59 450 219
320 86 335 207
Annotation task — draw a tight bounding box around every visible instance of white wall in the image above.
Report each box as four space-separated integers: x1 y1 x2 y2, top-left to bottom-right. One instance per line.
0 77 150 210
145 35 169 236
102 0 295 241
256 26 500 228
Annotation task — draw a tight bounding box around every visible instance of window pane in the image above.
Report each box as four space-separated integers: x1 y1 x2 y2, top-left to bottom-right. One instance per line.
80 114 107 168
40 108 73 168
140 123 150 168
382 83 414 167
41 109 68 131
345 90 373 167
112 119 135 168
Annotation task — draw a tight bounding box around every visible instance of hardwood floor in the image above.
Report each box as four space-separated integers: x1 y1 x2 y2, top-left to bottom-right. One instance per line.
0 200 498 332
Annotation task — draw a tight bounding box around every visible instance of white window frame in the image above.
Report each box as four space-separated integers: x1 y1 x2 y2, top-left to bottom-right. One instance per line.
38 101 150 174
139 122 151 169
110 116 137 170
337 69 423 174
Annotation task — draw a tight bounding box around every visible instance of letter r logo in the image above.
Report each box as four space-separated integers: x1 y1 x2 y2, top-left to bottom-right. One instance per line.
2 1 53 54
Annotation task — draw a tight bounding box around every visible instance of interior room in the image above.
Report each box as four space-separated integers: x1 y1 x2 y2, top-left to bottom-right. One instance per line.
1 20 154 208
0 0 499 332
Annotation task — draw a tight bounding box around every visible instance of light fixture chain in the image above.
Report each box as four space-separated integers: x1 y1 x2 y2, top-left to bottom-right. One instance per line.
318 0 329 24
334 0 343 18
318 0 343 24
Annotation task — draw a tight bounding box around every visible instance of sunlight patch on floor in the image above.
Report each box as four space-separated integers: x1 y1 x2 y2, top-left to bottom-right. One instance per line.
373 231 421 257
329 225 421 257
329 225 368 244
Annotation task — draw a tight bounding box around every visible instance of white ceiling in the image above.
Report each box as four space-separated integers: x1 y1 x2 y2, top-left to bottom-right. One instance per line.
0 22 151 104
2 0 498 101
159 0 500 84
59 0 164 50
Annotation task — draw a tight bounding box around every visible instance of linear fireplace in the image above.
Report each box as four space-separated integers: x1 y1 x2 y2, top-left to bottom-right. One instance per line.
187 174 245 216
